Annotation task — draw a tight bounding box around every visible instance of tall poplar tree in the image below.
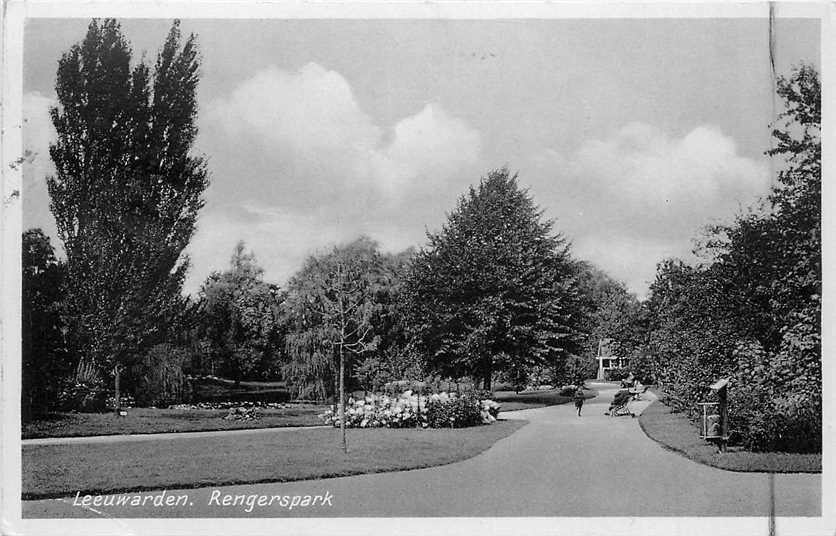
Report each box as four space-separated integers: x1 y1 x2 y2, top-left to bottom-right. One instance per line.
47 19 208 411
406 168 582 390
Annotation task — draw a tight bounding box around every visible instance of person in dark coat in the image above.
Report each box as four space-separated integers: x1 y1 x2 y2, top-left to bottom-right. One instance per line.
573 385 586 417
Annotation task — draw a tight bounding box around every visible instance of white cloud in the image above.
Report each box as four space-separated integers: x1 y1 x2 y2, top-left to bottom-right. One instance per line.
186 204 347 294
380 103 482 196
189 63 483 292
201 63 480 202
22 92 59 243
572 235 687 301
22 75 767 302
204 63 381 186
22 67 483 292
523 122 770 298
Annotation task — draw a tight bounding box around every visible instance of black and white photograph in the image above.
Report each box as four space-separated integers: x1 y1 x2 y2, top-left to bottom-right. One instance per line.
1 2 833 534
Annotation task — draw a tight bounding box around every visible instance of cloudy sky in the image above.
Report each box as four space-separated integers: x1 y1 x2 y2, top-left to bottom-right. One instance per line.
22 18 820 299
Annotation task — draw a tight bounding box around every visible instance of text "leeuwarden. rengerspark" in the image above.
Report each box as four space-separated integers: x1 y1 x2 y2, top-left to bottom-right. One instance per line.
208 490 334 512
73 489 334 513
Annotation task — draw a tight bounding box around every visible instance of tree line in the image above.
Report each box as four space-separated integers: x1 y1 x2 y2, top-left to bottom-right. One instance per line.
22 19 821 455
22 19 632 419
633 64 822 453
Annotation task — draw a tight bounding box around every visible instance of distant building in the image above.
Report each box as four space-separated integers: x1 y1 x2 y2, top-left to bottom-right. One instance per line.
595 338 630 380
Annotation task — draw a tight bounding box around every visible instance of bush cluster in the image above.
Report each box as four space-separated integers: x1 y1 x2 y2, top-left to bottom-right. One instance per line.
726 332 822 453
425 393 484 428
224 406 261 421
131 344 189 407
319 391 500 429
57 380 108 412
168 401 291 410
637 66 821 454
106 393 136 409
604 368 631 382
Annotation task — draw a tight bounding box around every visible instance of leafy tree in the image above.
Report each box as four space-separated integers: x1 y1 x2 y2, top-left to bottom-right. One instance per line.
573 261 644 376
283 237 385 401
643 259 740 402
405 168 582 390
131 343 190 407
353 247 425 392
283 237 383 451
21 229 71 420
46 19 208 412
642 65 821 452
198 242 283 383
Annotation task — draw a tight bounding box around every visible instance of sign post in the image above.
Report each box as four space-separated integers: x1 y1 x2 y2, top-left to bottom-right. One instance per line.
710 378 729 452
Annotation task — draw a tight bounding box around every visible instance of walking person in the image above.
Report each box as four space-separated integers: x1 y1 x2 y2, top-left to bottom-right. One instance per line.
573 384 586 417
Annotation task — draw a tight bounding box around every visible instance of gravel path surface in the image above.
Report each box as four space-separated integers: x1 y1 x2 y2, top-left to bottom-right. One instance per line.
23 382 820 518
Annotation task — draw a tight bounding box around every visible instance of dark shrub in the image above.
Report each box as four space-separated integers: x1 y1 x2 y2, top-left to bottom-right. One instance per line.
425 393 483 428
131 344 189 407
57 380 107 412
425 398 453 428
604 367 631 381
728 383 821 453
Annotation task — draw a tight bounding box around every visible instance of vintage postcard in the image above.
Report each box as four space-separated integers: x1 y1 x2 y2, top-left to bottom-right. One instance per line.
1 1 833 535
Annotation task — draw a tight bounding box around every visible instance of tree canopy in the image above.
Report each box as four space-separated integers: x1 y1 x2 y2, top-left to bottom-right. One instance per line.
46 19 208 399
405 168 582 390
640 64 821 452
22 229 70 419
282 237 386 400
197 242 284 382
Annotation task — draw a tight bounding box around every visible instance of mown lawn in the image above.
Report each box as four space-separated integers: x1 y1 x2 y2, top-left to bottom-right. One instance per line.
494 388 596 412
22 405 327 439
22 419 526 499
638 397 821 473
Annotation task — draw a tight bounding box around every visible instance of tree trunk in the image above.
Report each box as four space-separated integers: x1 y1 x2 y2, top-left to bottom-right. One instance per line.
114 365 121 417
332 375 338 413
339 343 347 453
483 363 492 392
337 263 348 453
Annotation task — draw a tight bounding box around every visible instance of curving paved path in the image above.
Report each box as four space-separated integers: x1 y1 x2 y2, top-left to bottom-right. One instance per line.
23 383 820 518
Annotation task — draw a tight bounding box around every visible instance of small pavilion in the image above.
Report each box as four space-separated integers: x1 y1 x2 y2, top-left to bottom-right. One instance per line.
595 338 630 380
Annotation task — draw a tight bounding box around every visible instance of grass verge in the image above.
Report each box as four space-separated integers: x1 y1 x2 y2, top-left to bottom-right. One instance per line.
22 405 327 439
494 388 596 412
22 419 526 499
638 397 820 473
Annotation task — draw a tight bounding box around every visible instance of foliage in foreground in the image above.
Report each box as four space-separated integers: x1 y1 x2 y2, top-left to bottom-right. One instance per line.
639 394 821 473
641 64 821 453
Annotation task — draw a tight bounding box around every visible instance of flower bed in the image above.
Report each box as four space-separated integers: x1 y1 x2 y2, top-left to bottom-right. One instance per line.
168 401 291 410
319 391 501 429
224 406 260 421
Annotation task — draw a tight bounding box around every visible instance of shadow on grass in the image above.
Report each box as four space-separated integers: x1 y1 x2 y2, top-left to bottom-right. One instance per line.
638 398 820 474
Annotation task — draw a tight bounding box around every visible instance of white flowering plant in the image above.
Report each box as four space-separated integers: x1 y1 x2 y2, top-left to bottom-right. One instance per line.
319 390 501 428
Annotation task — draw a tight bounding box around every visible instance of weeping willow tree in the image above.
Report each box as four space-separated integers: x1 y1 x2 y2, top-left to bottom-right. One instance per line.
283 329 335 401
282 238 382 451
